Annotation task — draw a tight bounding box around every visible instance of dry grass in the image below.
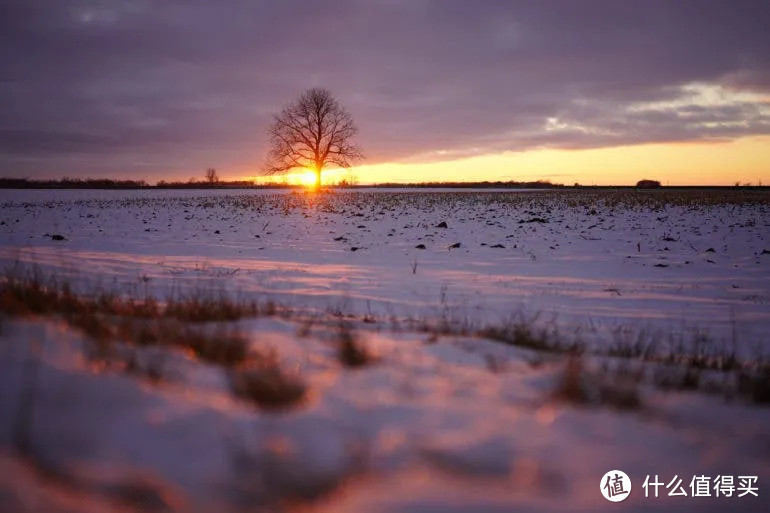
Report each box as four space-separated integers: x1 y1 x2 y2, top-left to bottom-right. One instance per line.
474 316 769 407
554 357 642 410
1 270 314 410
336 323 376 368
115 319 249 366
480 322 582 355
4 268 768 407
229 364 307 410
736 364 770 404
165 295 259 322
1 269 261 324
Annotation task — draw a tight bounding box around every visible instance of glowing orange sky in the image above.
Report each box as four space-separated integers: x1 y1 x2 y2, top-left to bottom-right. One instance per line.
249 135 770 186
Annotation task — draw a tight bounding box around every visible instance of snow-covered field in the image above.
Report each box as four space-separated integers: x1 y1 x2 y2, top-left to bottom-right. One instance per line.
1 188 768 512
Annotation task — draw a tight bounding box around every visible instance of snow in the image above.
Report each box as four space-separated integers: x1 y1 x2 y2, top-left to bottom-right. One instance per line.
3 189 769 343
1 188 768 512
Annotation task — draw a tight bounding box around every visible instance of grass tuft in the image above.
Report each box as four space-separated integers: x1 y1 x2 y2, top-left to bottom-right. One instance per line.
229 364 307 410
480 322 581 354
336 324 376 367
165 295 258 322
554 357 642 410
1 270 261 324
1 269 312 410
737 364 770 404
1 271 252 366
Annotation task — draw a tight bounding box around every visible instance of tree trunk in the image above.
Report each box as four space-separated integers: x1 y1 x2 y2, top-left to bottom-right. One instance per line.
314 167 322 190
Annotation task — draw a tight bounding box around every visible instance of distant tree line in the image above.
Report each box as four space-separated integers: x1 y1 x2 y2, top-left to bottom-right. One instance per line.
155 179 260 189
0 177 566 190
365 180 565 189
3 176 760 190
0 176 304 190
0 177 149 189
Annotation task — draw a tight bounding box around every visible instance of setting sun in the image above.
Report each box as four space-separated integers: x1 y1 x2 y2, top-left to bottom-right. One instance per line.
297 170 320 187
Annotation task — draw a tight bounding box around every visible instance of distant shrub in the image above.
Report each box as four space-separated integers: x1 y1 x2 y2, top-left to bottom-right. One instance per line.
229 365 307 410
737 364 770 404
636 179 661 189
336 324 376 367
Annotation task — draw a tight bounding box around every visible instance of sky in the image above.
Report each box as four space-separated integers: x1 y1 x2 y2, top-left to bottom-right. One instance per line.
1 0 769 185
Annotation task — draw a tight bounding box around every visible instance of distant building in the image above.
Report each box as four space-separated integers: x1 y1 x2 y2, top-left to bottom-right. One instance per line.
636 179 661 189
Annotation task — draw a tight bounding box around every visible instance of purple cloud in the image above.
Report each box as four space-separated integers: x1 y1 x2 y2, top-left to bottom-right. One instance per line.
1 0 768 178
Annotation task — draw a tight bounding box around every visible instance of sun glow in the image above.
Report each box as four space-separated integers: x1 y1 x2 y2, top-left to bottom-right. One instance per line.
245 135 770 186
344 136 770 186
251 168 348 187
297 170 318 187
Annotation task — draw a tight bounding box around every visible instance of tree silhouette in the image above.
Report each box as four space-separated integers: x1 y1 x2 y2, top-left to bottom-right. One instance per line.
204 168 219 184
265 88 362 189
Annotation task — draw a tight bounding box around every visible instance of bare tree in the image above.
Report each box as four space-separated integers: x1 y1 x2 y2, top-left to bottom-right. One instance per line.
204 168 219 184
265 88 362 189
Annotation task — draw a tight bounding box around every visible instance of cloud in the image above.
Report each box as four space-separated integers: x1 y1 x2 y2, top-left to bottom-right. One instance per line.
0 0 768 178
